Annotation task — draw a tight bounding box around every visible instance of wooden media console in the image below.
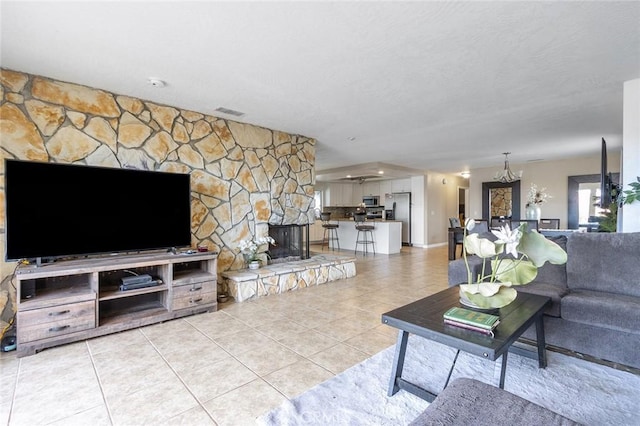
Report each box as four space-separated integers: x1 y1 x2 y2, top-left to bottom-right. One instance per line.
14 251 217 357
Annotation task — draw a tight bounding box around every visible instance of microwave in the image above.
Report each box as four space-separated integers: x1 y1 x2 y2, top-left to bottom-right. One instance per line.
363 196 380 206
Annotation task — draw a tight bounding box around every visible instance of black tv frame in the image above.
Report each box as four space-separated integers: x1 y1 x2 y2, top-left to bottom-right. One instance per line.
5 160 192 263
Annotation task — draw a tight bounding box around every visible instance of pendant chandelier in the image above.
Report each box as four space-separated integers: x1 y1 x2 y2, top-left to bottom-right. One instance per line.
494 152 522 183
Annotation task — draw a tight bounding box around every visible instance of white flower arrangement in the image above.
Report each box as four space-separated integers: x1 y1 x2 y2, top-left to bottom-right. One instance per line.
526 184 550 207
238 236 276 263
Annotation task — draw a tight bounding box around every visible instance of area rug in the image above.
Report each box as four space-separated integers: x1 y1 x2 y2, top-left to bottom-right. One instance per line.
257 335 640 425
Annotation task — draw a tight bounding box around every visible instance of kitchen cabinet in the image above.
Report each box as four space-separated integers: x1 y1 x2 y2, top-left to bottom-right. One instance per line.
325 183 355 206
342 184 353 206
391 178 412 193
362 182 380 198
352 184 364 205
309 220 324 242
379 181 392 198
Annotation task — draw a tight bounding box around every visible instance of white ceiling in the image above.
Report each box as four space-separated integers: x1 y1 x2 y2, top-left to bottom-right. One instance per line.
2 1 639 180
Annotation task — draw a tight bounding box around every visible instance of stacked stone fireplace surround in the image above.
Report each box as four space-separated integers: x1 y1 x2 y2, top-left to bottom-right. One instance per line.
0 68 355 325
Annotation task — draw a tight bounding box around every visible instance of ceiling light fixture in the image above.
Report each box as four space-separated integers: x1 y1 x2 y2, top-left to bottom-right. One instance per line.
378 170 384 175
494 152 522 183
461 171 471 179
347 137 356 142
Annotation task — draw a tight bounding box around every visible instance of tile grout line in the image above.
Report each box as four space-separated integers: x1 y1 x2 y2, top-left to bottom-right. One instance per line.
86 339 116 426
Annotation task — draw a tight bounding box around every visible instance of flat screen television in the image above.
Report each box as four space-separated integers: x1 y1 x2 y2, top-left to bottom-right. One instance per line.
5 160 192 261
600 137 613 208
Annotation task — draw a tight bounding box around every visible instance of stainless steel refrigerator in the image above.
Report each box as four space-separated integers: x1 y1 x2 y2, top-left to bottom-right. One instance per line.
389 192 411 246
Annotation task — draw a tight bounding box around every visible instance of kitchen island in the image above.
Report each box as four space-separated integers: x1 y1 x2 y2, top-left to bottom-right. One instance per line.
333 219 402 254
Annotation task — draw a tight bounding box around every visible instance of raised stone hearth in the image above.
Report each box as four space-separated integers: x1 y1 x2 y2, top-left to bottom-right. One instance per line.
221 254 356 302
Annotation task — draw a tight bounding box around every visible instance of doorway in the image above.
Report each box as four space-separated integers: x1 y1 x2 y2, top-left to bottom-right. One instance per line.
458 187 469 223
482 181 521 220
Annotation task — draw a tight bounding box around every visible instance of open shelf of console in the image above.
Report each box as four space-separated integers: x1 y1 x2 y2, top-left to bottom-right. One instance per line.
15 251 218 357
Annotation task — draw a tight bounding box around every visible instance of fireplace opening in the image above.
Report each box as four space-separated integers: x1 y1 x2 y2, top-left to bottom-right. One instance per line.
268 224 310 263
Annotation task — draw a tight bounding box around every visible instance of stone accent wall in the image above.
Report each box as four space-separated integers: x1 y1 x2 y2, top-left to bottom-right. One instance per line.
490 187 512 217
0 68 316 324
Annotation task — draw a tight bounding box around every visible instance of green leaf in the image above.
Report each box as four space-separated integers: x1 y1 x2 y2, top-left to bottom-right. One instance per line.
517 231 568 267
493 258 538 285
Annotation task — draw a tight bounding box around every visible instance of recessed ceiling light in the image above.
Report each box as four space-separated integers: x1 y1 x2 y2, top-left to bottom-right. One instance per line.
347 137 356 142
147 78 166 88
378 170 384 175
346 175 352 178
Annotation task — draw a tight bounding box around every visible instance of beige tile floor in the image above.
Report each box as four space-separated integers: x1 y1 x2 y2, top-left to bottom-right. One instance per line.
0 245 450 425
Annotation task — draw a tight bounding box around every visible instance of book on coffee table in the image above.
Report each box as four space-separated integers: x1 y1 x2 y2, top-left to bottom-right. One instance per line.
443 307 500 330
443 319 498 336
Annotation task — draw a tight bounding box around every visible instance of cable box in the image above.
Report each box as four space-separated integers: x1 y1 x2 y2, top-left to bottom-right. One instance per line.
121 274 152 286
119 278 163 291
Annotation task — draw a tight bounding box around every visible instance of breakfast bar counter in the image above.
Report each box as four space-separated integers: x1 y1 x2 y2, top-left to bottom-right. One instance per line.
333 219 402 254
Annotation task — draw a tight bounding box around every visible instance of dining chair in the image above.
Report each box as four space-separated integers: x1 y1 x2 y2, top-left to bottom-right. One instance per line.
449 217 464 257
539 218 561 230
511 219 539 232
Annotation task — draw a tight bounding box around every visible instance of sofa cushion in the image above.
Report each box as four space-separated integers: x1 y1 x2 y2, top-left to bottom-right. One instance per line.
448 255 485 286
409 377 579 426
516 283 567 317
566 232 640 297
561 289 640 335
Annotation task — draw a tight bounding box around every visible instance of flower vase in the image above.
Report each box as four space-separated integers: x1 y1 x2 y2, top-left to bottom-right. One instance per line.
525 204 541 220
248 260 260 270
458 282 518 310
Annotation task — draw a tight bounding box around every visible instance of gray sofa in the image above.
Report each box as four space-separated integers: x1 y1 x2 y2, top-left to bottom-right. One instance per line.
448 232 640 370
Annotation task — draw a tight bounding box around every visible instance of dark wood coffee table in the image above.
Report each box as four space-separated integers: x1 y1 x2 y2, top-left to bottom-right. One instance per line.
381 286 550 402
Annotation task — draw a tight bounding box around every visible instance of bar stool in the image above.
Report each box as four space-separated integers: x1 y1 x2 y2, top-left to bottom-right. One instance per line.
354 212 375 255
321 212 340 251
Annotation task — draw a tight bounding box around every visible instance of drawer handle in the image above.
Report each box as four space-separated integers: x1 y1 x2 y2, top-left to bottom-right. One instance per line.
190 286 203 292
49 325 70 332
191 298 203 304
49 310 71 316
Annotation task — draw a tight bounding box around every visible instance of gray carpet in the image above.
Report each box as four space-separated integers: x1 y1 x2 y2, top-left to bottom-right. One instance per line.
258 335 640 425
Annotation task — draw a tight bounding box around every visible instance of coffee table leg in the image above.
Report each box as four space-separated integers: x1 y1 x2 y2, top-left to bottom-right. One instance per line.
388 330 409 396
498 352 508 389
535 315 547 368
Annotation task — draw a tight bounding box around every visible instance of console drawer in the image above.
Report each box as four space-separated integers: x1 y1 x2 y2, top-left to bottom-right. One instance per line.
172 280 216 310
18 300 96 343
173 280 216 296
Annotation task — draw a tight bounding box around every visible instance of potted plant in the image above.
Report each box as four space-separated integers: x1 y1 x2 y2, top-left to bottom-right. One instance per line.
460 219 567 309
238 236 276 269
597 176 640 232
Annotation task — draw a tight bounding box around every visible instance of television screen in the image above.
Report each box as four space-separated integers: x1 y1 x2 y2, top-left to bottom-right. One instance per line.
600 137 613 208
5 160 192 261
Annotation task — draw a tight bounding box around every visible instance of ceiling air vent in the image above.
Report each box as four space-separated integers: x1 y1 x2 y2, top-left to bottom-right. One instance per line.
214 107 245 117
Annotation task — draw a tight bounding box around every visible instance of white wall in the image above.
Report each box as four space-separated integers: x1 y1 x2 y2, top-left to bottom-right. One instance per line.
621 78 640 232
410 175 426 246
425 172 468 246
468 153 621 229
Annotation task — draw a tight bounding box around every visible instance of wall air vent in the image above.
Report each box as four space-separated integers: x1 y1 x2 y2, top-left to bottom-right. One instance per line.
214 107 245 117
